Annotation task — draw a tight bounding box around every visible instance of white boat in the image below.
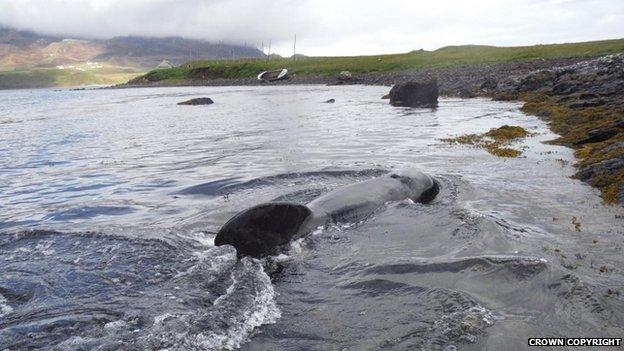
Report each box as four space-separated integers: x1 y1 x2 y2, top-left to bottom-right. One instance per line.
257 68 288 82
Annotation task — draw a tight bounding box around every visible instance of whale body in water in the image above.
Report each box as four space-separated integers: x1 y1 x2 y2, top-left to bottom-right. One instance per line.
214 169 439 257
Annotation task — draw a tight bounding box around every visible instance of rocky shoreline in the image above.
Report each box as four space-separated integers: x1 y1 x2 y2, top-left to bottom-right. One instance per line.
511 54 624 205
117 54 624 205
116 57 589 92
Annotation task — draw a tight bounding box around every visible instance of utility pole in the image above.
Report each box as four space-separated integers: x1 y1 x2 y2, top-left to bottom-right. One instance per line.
267 40 271 62
293 34 297 61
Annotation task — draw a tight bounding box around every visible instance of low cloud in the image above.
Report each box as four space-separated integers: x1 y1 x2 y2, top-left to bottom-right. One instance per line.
0 0 315 47
1 0 623 56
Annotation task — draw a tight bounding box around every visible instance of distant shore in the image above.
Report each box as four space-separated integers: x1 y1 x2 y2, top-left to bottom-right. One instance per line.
117 38 624 90
113 56 587 94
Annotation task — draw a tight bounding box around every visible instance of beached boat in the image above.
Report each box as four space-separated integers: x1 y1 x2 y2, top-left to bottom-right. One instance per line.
257 68 288 82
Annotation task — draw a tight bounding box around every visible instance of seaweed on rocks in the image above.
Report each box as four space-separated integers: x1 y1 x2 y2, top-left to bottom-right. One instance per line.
513 53 624 204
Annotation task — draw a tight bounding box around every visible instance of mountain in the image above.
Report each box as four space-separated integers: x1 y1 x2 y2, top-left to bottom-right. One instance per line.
0 27 264 71
0 27 61 47
0 26 265 88
97 36 264 68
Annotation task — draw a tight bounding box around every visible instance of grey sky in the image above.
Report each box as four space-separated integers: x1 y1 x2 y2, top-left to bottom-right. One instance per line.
1 0 623 56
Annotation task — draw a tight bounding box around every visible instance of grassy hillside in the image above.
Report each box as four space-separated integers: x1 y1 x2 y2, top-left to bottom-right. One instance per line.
0 65 143 89
132 39 624 84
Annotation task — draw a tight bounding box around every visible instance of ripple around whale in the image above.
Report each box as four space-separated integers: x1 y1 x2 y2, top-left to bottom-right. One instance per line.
363 255 549 280
0 230 279 350
175 177 242 196
175 169 388 197
42 205 137 221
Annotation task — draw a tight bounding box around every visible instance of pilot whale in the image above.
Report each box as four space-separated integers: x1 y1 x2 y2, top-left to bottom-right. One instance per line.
214 169 439 257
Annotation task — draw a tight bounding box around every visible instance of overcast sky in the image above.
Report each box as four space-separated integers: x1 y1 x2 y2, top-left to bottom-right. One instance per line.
1 0 623 56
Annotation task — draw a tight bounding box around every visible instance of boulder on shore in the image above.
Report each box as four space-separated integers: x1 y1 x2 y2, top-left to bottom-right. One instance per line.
178 97 214 105
389 81 439 107
328 71 358 86
338 71 353 81
480 77 498 91
458 87 475 99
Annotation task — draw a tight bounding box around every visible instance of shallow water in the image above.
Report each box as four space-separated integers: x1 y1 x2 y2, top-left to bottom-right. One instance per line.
0 85 623 350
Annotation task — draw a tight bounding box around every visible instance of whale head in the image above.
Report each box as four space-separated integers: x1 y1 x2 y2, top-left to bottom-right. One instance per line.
389 168 440 204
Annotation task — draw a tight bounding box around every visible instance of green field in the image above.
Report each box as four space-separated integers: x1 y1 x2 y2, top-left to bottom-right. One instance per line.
131 39 624 84
0 66 144 89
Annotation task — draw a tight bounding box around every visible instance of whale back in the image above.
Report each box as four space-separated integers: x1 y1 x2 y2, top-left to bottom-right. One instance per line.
214 169 439 258
306 170 437 224
214 202 311 257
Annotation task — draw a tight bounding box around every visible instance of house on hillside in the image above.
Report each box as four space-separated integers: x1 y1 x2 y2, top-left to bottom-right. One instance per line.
156 60 173 69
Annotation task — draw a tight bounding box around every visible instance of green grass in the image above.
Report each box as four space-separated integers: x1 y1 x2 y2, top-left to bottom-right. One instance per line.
0 67 144 89
131 38 624 84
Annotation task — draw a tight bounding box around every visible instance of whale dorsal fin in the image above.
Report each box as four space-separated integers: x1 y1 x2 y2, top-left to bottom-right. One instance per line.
214 202 312 258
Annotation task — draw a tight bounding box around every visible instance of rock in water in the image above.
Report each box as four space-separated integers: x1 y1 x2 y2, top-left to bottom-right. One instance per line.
324 98 336 103
389 81 439 107
178 97 214 105
381 94 390 99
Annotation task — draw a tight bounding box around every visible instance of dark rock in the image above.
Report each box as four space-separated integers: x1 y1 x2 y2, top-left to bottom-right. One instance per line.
518 70 557 92
576 127 618 145
579 93 600 100
552 81 580 95
381 94 390 99
389 81 439 108
458 87 475 99
556 95 576 103
577 156 624 181
568 99 605 109
480 77 498 91
602 142 624 153
178 97 214 105
324 98 336 103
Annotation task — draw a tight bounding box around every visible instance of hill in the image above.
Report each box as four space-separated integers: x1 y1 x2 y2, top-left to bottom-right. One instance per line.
0 26 264 89
98 36 264 68
129 39 624 84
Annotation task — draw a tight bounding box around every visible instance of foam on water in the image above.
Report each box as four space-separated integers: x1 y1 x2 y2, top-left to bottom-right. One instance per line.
0 230 281 350
0 293 13 317
196 259 281 351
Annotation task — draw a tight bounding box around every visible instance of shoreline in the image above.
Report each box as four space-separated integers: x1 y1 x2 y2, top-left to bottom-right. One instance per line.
112 56 590 93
